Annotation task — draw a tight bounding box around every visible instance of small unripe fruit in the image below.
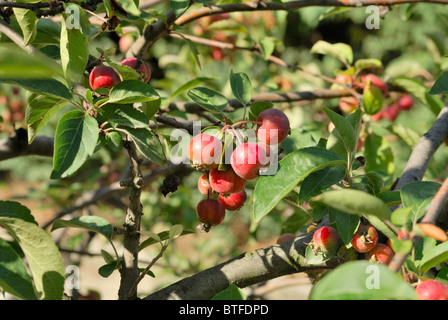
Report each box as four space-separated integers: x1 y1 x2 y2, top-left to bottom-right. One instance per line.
218 190 247 211
89 65 121 90
339 97 358 113
197 174 216 196
209 167 247 194
188 133 223 171
398 94 413 111
365 243 394 264
276 233 295 244
230 142 268 180
361 74 388 97
120 57 151 82
416 280 448 300
196 198 226 232
351 224 378 253
256 108 290 145
311 226 342 257
370 109 383 121
382 103 400 121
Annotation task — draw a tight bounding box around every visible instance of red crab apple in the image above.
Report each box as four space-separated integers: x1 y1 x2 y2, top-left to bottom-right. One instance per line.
311 226 342 256
230 142 268 180
339 97 358 113
120 57 151 82
197 174 216 196
209 166 247 194
188 133 223 171
351 224 378 253
256 108 290 145
218 190 247 211
382 103 400 121
365 243 394 264
361 74 388 97
398 94 413 110
196 198 226 232
89 65 121 90
416 280 448 300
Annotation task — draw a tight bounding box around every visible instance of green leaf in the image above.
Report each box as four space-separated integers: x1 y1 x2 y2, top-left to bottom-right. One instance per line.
420 241 448 273
106 80 160 105
298 165 346 201
98 262 120 278
175 32 202 70
169 224 183 240
60 4 89 83
104 104 150 128
0 44 62 78
170 0 190 17
230 70 252 107
390 77 443 116
26 93 66 143
324 107 357 155
310 40 353 65
354 58 383 71
106 60 141 81
139 229 194 251
51 215 113 240
13 8 37 46
253 147 346 223
312 189 390 220
362 84 383 115
0 200 37 224
248 101 273 121
0 238 36 300
0 217 65 300
51 110 99 179
429 71 448 95
0 79 73 101
378 190 402 207
401 181 441 224
170 77 215 100
121 127 165 166
390 206 413 226
187 87 228 114
259 37 276 59
329 210 360 246
212 284 248 300
309 260 417 300
364 133 394 176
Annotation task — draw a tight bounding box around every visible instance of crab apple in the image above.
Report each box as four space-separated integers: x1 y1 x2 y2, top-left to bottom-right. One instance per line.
230 142 268 180
335 74 352 85
120 57 151 82
276 233 295 244
351 224 378 253
218 190 247 211
119 34 133 53
416 280 448 300
398 94 413 110
89 65 121 90
197 174 216 196
256 108 291 145
311 226 342 256
361 74 388 97
339 97 358 113
188 133 223 171
196 198 226 232
382 103 400 121
370 109 383 121
365 243 394 264
209 166 247 194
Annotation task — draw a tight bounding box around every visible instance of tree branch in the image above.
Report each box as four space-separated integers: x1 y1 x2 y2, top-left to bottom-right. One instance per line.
143 218 337 300
130 0 448 58
394 103 448 191
0 134 54 161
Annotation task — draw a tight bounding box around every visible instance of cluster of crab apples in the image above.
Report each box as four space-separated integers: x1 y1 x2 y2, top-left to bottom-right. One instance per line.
89 57 151 90
336 73 414 121
190 108 290 232
278 224 448 300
